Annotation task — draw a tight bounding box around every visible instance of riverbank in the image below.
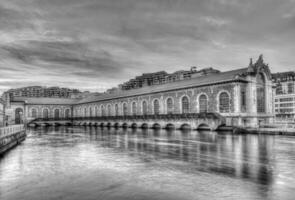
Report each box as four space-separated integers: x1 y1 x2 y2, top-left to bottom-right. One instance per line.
0 125 26 155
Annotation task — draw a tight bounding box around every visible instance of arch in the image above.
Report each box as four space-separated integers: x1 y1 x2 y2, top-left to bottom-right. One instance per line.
106 122 112 127
114 122 120 128
152 123 161 129
197 123 211 130
198 94 208 113
123 102 128 116
141 123 149 129
122 123 128 128
31 108 38 118
131 123 137 128
115 104 119 116
99 122 104 127
43 108 49 119
142 100 148 115
166 97 174 114
181 96 190 114
165 123 175 130
218 91 230 113
180 123 191 130
257 73 266 113
107 104 112 116
65 109 70 119
153 99 160 115
15 108 23 124
54 109 60 119
132 102 137 115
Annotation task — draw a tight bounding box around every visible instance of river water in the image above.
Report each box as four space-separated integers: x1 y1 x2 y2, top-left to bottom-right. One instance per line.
1 126 295 200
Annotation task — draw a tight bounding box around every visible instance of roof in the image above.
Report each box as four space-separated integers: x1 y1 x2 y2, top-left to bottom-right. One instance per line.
12 97 79 105
10 68 249 105
77 67 248 104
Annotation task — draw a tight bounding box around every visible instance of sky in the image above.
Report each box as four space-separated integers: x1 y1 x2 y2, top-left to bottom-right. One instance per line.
0 0 295 94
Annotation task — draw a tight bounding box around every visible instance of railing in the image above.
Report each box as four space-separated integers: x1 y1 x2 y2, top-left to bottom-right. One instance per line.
0 125 25 139
30 113 224 122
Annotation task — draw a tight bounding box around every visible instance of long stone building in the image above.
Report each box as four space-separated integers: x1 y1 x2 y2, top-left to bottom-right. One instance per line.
6 55 275 130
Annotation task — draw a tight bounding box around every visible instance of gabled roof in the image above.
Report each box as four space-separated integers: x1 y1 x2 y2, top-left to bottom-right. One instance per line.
77 68 248 104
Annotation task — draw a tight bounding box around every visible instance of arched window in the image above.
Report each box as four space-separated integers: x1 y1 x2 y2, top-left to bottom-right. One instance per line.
43 108 49 119
219 92 230 113
199 94 208 113
166 98 173 114
101 105 106 116
107 105 111 116
142 101 148 115
181 96 189 114
123 103 128 116
65 109 70 119
31 108 37 118
257 73 266 113
95 107 98 116
15 108 23 124
115 104 119 116
89 107 92 117
79 108 82 117
54 109 60 119
153 99 160 115
84 107 87 117
132 102 137 115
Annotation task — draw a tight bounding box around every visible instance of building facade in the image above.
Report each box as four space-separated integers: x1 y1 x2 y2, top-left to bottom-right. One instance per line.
7 55 274 129
272 71 295 121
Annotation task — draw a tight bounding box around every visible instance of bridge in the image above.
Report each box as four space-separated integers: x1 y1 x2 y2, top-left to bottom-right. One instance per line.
28 113 227 131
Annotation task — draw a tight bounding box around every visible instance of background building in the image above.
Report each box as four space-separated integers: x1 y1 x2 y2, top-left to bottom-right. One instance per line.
119 67 220 90
272 71 295 121
2 86 83 99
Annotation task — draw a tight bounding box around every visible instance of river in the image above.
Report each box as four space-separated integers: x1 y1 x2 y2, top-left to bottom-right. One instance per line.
1 126 295 200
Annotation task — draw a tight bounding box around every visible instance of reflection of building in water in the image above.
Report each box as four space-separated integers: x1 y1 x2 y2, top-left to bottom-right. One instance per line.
6 55 274 128
95 128 273 186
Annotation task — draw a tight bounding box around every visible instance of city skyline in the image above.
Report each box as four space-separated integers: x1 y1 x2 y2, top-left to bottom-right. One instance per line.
1 0 295 94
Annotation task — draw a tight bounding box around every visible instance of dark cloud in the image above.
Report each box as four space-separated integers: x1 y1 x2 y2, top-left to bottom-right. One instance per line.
0 0 295 94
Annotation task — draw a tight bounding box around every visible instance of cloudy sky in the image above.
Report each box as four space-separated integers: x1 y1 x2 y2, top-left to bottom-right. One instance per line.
0 0 295 94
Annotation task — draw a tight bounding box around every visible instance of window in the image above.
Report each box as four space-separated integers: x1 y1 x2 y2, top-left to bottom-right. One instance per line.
43 109 49 119
115 104 119 116
166 98 173 114
101 105 106 116
181 96 189 114
257 73 266 113
199 94 207 113
95 107 98 116
142 101 148 115
31 108 37 118
84 107 87 117
219 92 230 113
107 105 111 116
132 102 137 115
153 99 160 115
65 109 70 118
123 103 128 116
241 90 246 111
288 83 294 94
89 107 92 117
54 109 60 119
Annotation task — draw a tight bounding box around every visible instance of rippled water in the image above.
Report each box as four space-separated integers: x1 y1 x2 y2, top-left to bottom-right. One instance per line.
1 126 295 200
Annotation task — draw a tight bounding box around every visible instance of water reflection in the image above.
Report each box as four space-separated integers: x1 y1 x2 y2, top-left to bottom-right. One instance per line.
0 126 294 200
